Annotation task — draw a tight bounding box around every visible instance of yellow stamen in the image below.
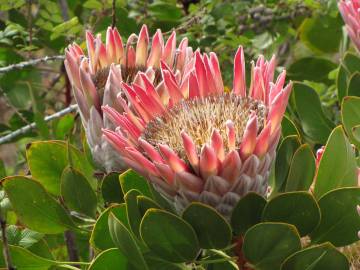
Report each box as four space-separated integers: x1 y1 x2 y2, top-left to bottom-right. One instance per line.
143 94 267 159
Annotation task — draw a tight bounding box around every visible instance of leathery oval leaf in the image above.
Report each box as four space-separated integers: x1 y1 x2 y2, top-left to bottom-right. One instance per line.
314 126 357 199
61 166 97 218
310 187 360 247
281 242 349 270
140 209 200 263
108 212 148 270
243 222 301 270
262 192 320 236
3 176 76 234
182 202 232 249
231 192 267 235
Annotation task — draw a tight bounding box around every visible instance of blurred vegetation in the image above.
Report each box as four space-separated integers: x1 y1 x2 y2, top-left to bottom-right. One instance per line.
1 0 360 269
0 1 342 159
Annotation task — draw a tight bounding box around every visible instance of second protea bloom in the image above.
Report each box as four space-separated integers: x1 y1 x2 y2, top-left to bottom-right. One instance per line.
103 47 292 217
339 0 360 52
64 25 193 172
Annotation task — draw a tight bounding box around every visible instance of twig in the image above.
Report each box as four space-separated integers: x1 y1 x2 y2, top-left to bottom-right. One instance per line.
0 104 78 145
62 63 72 106
63 231 79 265
111 0 116 29
180 0 200 15
0 87 31 126
0 211 15 270
0 55 65 74
27 0 33 57
163 9 204 36
58 0 70 21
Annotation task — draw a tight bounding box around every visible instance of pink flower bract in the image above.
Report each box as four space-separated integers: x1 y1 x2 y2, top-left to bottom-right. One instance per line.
103 47 292 217
339 0 360 52
64 25 193 172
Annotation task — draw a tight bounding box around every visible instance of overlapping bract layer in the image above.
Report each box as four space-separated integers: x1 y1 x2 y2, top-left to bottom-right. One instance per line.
103 47 292 217
64 25 193 171
339 0 360 52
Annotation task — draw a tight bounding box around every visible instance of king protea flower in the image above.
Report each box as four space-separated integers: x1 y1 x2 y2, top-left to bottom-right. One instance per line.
339 0 360 52
64 25 193 172
102 47 292 217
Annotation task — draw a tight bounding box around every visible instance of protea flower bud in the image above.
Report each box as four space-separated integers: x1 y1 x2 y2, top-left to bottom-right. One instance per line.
339 0 360 52
103 47 292 218
64 25 193 172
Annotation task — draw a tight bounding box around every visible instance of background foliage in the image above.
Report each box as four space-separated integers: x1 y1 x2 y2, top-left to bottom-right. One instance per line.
0 0 359 269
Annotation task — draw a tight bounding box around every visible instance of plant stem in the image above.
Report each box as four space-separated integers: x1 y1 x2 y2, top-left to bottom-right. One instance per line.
0 213 15 270
57 265 82 270
58 261 90 266
0 55 64 73
0 104 77 145
196 257 238 265
64 231 79 266
57 261 89 270
233 236 253 270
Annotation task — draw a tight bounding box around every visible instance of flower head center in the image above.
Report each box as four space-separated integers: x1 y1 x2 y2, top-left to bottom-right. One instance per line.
142 94 267 159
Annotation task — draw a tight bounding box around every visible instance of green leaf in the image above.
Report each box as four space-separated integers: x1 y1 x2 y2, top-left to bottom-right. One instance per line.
120 170 152 198
336 64 349 103
147 184 174 212
108 212 148 270
27 239 54 260
101 172 123 205
125 189 143 238
144 254 189 270
182 202 232 249
0 243 55 270
83 0 103 10
90 204 128 250
281 242 349 270
299 15 342 54
3 176 75 234
262 192 320 236
198 249 238 269
6 225 43 248
4 226 52 260
88 248 132 270
274 135 301 192
108 7 138 37
51 17 82 40
61 167 97 218
314 126 358 199
348 72 360 98
352 124 360 141
137 196 161 216
149 2 182 22
288 58 336 84
293 83 334 144
343 52 360 74
0 69 39 109
310 187 360 246
281 115 300 138
33 112 49 140
342 96 360 148
243 223 301 270
0 159 6 179
54 114 75 140
285 144 315 192
231 192 267 236
0 0 26 11
140 209 200 263
26 141 94 195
